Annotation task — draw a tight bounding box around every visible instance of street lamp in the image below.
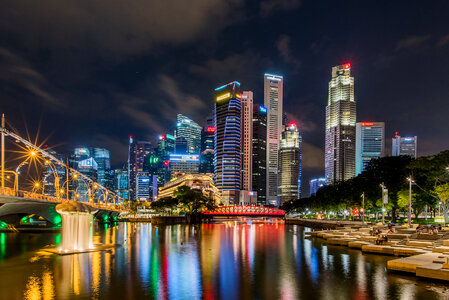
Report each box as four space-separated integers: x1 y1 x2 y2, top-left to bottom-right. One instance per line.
408 177 414 228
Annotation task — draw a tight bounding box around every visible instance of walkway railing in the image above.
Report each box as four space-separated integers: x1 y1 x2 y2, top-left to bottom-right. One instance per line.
0 187 127 212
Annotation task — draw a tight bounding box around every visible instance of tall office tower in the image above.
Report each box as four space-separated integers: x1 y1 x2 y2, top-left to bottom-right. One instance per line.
42 149 66 197
176 114 202 154
128 137 152 201
241 91 253 191
355 122 385 175
264 74 283 205
136 171 151 201
252 104 267 206
325 63 357 184
309 177 326 197
157 134 175 160
392 132 417 158
175 137 188 154
200 117 215 174
114 168 129 201
93 148 113 190
278 123 302 205
214 81 242 205
72 147 98 202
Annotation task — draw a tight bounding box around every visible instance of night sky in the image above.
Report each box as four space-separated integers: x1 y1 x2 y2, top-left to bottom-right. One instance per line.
1 0 449 193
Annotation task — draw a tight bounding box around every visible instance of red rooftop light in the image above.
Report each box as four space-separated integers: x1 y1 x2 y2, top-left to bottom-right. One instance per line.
361 122 374 126
344 63 351 69
206 126 216 133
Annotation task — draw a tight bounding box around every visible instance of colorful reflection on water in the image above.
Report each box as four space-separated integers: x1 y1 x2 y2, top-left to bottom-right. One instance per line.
0 221 447 299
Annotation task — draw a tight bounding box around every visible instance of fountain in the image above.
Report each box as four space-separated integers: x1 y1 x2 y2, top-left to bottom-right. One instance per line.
55 201 97 254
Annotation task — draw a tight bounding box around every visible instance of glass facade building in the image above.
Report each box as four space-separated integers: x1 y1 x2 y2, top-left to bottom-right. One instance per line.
252 104 267 205
325 63 356 184
278 123 302 205
128 138 152 201
214 81 242 205
200 117 215 174
264 74 283 205
355 122 385 175
392 133 417 158
176 114 202 154
309 177 326 197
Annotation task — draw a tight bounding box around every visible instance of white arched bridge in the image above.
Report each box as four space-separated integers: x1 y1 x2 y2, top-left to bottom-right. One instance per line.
203 206 285 218
0 114 129 227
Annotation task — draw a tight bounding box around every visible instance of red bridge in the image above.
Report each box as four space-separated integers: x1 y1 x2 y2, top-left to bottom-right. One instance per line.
203 205 285 217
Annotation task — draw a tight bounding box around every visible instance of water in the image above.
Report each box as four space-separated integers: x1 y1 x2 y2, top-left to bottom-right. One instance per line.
0 221 448 299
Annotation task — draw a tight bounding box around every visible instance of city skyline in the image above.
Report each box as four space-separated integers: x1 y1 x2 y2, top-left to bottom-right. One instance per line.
1 1 448 196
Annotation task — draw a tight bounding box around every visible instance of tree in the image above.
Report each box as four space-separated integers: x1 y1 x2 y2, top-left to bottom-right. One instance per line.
150 197 179 215
174 186 216 215
435 183 449 223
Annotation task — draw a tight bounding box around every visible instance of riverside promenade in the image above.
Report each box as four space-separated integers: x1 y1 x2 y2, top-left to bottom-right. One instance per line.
290 218 449 281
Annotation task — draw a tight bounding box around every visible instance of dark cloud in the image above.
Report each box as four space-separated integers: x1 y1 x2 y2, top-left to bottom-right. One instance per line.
437 34 449 47
276 35 301 72
259 0 301 16
0 0 245 55
0 48 61 106
395 35 431 51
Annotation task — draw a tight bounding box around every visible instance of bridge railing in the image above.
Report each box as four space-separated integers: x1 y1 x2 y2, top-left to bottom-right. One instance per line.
0 187 127 212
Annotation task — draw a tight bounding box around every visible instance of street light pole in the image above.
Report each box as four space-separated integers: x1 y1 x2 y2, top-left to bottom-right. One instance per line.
361 192 365 224
408 176 413 228
1 113 5 189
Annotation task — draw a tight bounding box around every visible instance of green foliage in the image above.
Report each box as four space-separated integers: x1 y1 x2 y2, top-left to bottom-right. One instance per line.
150 186 216 216
287 150 449 221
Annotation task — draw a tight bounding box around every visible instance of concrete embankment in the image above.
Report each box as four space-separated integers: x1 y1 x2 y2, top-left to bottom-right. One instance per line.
285 218 365 229
149 216 187 225
297 218 449 282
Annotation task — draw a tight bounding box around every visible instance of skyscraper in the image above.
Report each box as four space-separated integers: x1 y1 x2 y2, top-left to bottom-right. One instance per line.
309 178 326 197
252 104 267 206
200 117 215 174
128 137 152 201
169 154 200 176
93 148 113 190
241 91 253 191
114 168 129 201
214 81 242 205
136 171 151 201
72 147 98 202
176 114 202 154
355 122 385 175
325 63 356 184
264 74 283 205
278 123 302 205
392 133 417 158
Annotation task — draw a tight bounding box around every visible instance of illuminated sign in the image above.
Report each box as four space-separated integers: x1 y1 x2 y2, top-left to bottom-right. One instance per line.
361 122 374 126
236 94 242 99
266 76 282 82
404 137 414 142
216 92 230 101
206 126 216 133
169 154 199 162
76 148 90 155
259 106 267 113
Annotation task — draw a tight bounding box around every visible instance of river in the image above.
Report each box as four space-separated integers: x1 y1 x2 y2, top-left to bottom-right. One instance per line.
0 221 447 299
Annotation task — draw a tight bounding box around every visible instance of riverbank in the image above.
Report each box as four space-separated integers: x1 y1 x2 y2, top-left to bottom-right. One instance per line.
299 218 449 282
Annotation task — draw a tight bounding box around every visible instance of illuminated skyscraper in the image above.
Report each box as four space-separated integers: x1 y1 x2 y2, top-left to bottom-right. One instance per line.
355 122 385 175
325 63 356 184
278 123 302 205
309 177 326 196
200 117 215 174
252 104 267 205
264 74 283 205
392 133 417 158
93 148 113 190
214 81 242 204
176 114 202 154
241 91 253 191
169 154 200 176
114 168 129 200
128 137 152 201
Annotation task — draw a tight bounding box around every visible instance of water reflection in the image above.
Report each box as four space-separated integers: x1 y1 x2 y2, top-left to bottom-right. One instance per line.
0 221 446 299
